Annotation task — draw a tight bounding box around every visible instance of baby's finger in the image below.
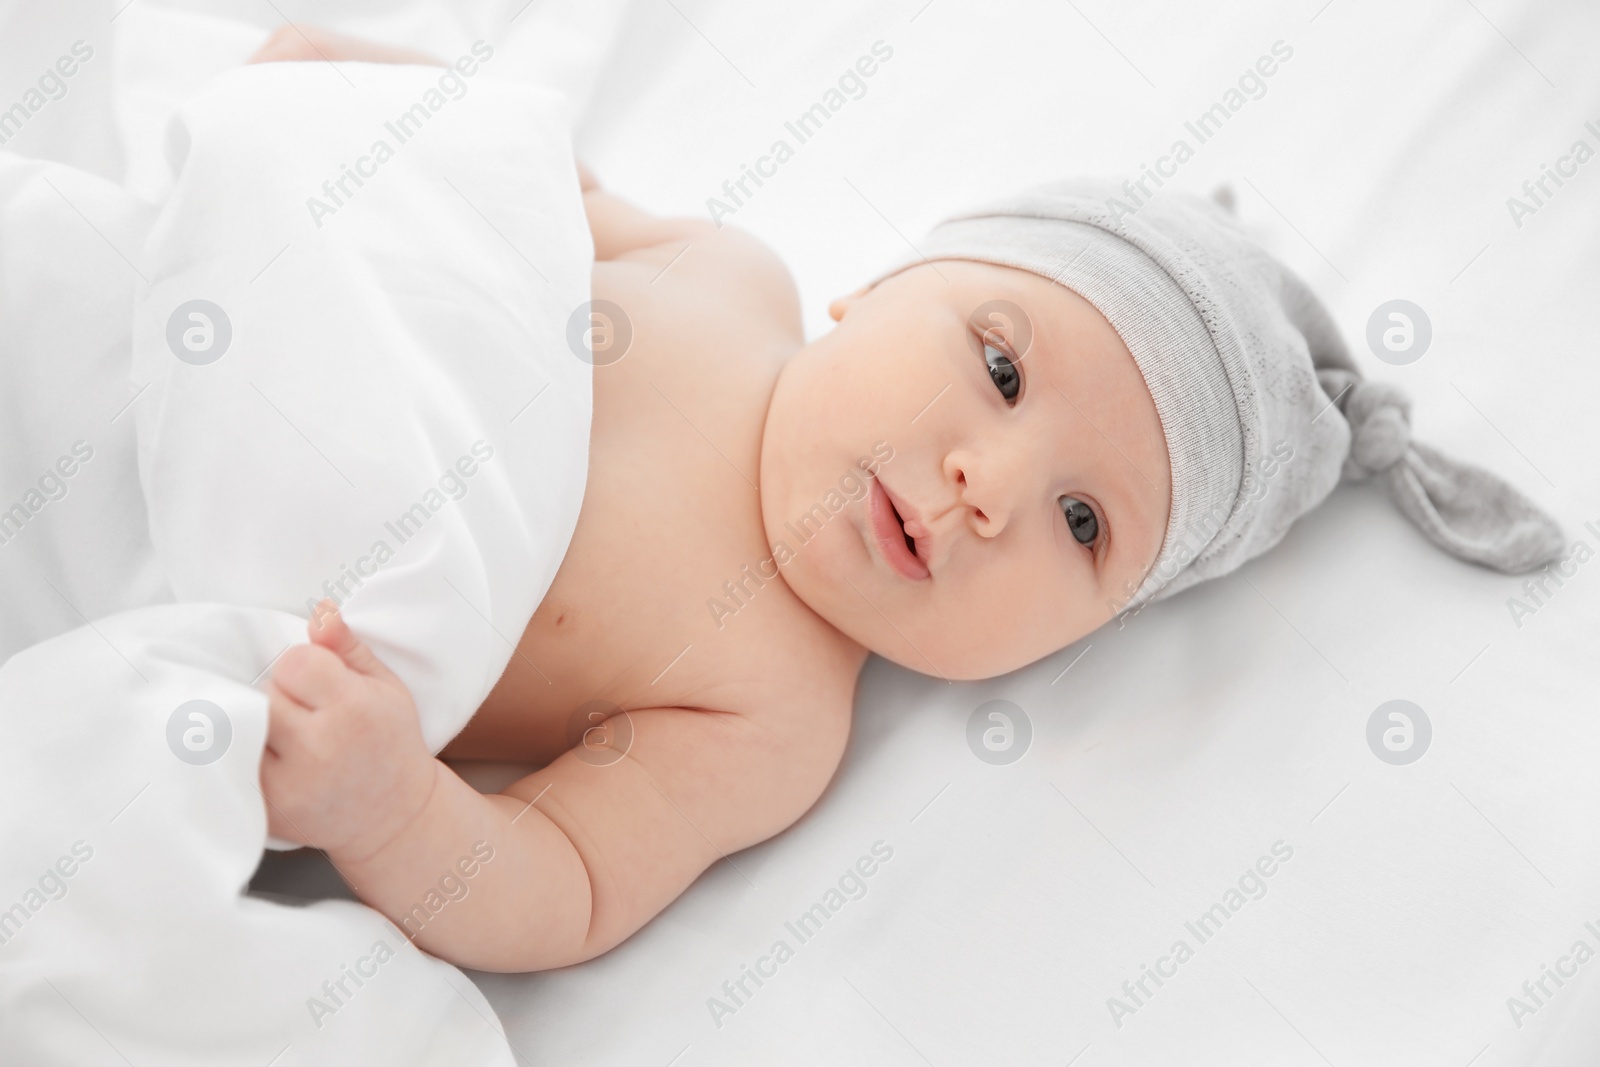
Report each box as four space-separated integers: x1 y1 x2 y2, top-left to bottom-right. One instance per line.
308 601 387 679
247 26 311 65
264 682 311 756
271 643 350 710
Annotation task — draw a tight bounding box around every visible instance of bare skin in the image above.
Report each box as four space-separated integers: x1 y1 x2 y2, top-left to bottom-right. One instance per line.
251 29 1171 973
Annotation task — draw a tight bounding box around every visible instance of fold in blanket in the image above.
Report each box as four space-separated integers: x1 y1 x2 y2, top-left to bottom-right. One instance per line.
0 58 592 1065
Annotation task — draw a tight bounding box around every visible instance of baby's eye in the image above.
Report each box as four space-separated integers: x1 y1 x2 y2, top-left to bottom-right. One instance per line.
1060 496 1099 546
983 342 1021 404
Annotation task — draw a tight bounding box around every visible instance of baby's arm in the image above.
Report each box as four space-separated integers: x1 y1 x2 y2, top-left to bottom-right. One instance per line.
263 610 847 971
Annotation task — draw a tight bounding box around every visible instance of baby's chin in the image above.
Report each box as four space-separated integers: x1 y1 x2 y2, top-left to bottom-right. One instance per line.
867 585 1108 681
763 515 863 618
761 517 928 664
868 633 1047 682
780 556 1073 682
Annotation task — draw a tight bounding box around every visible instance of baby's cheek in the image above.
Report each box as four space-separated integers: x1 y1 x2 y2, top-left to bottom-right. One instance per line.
923 573 1057 678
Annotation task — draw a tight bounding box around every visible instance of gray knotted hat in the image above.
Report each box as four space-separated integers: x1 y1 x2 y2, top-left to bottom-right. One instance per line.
872 178 1565 612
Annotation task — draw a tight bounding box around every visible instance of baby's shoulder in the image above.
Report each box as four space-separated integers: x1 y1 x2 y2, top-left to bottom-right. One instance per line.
608 216 802 335
719 630 862 756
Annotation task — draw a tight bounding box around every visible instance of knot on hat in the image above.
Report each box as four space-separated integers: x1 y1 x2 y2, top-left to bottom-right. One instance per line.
1317 369 1412 480
1310 364 1564 573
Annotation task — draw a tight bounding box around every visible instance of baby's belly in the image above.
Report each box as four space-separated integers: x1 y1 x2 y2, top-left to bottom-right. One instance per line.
442 585 660 764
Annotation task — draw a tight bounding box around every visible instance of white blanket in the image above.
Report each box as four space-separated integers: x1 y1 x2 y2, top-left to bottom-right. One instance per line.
0 55 592 1064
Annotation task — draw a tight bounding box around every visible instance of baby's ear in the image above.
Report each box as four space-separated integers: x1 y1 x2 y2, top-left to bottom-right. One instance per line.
829 285 872 322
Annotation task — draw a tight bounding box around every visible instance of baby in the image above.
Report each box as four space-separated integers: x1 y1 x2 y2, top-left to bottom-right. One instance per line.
248 26 1564 972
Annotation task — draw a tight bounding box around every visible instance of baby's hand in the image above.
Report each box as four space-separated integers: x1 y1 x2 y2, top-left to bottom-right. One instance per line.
260 602 438 862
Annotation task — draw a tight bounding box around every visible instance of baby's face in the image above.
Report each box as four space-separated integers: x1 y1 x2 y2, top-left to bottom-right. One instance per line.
760 260 1171 679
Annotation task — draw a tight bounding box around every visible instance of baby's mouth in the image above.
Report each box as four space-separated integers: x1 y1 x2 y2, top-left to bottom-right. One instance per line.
887 496 916 556
867 478 930 581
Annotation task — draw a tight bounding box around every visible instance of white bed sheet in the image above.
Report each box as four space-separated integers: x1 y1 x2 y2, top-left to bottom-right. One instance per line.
7 1 1597 1064
472 2 1600 1065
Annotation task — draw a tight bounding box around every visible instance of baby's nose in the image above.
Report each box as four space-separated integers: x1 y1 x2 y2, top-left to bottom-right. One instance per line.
943 450 1020 536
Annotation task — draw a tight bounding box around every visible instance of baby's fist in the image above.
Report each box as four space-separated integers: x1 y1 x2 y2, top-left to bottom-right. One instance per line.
260 602 437 862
